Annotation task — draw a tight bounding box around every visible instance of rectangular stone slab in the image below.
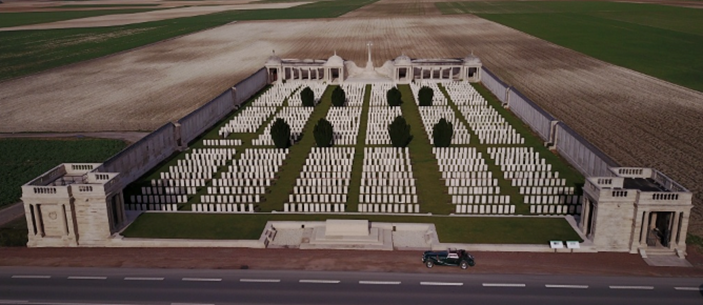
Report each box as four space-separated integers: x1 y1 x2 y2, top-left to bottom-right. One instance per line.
325 219 369 237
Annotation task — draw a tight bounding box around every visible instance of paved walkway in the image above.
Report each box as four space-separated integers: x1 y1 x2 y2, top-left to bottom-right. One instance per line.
0 132 149 144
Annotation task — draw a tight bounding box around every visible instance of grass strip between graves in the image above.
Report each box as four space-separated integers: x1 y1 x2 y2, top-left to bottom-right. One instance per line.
397 85 453 214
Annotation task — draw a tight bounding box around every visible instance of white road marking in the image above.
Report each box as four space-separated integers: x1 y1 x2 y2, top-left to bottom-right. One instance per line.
482 283 526 288
545 284 589 289
674 287 702 291
240 278 281 283
182 278 222 282
171 303 215 305
359 281 401 285
123 277 164 281
299 279 340 284
420 282 463 286
11 275 51 279
609 285 654 290
67 276 107 280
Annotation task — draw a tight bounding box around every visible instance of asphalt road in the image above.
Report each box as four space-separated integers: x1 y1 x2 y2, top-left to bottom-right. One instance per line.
0 267 701 305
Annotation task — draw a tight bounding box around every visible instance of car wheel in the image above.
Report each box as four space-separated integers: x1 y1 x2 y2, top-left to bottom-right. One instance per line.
425 261 434 268
460 261 468 269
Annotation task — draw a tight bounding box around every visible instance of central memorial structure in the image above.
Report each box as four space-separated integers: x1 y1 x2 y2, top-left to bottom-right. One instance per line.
264 50 482 84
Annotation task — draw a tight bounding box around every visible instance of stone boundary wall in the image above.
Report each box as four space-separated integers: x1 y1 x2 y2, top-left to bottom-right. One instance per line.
507 89 557 143
554 122 618 177
234 68 267 106
98 68 269 188
178 89 235 145
99 123 178 188
481 67 618 177
481 67 509 104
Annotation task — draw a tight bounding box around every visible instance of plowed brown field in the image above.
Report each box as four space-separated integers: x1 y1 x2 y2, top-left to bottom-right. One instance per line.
0 15 701 230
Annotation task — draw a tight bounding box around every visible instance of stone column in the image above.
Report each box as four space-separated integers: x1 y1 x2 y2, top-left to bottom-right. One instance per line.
639 210 650 245
35 204 45 237
449 67 453 80
671 211 681 247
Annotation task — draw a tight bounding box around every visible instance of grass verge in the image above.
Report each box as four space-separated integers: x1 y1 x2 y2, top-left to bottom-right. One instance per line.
122 212 582 244
0 138 127 208
0 217 28 247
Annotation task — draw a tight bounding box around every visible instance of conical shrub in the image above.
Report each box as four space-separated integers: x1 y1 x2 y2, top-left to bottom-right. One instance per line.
270 118 291 148
332 86 346 107
433 118 453 147
301 87 315 107
388 115 413 147
418 86 434 106
314 118 334 147
386 87 402 107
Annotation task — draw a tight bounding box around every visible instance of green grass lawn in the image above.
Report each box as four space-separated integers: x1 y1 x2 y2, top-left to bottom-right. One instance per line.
0 217 28 247
0 0 378 82
0 9 159 28
122 212 581 244
435 1 703 92
0 138 127 208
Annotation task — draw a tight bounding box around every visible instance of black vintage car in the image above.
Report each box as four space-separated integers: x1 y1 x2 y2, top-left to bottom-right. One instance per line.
422 248 475 269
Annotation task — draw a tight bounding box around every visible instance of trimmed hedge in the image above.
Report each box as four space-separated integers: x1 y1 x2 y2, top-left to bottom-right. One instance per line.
331 86 346 107
301 87 315 107
433 118 453 147
313 118 334 147
418 86 433 106
388 115 413 147
386 87 402 107
270 118 291 148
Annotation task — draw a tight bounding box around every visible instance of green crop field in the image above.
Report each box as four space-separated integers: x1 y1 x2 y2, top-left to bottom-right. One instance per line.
123 213 582 244
0 9 160 28
0 138 127 208
436 1 703 92
0 0 378 82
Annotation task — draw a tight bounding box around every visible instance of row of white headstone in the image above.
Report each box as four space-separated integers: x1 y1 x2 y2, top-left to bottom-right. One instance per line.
126 203 178 211
193 203 255 213
284 203 346 213
130 194 186 204
141 186 197 195
358 203 420 213
287 147 354 208
253 107 314 146
365 106 402 145
451 195 511 204
206 186 266 195
359 147 418 210
524 195 582 205
203 139 242 146
325 107 362 145
417 106 471 144
530 204 580 215
454 204 515 214
219 106 278 136
410 82 448 105
200 194 262 204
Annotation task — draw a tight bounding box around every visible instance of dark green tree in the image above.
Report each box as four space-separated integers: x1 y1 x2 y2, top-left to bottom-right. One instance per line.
388 115 413 147
418 86 434 106
313 118 334 147
331 86 346 107
270 118 291 148
386 87 402 107
432 118 453 147
301 87 315 107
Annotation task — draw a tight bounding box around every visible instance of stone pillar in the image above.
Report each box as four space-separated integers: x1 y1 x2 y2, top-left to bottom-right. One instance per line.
449 67 453 80
671 211 681 248
639 210 650 245
35 204 45 237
